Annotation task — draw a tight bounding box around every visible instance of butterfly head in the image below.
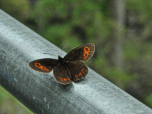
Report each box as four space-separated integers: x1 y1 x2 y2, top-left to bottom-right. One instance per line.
58 56 65 65
58 55 63 60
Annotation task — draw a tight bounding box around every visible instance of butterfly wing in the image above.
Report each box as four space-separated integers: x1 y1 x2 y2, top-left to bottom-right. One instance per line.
65 62 88 81
53 64 72 85
29 58 58 73
64 43 95 62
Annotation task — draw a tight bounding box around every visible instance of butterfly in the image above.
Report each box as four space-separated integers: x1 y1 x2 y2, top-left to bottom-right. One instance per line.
29 43 95 85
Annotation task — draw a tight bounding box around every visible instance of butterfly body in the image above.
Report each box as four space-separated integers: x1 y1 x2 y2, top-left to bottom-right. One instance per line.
29 43 95 85
56 56 72 79
57 56 65 64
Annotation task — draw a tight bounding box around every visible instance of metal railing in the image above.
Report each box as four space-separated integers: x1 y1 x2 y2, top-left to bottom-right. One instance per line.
0 9 152 114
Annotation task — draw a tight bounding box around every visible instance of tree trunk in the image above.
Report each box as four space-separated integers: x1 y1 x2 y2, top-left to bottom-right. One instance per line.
110 0 125 71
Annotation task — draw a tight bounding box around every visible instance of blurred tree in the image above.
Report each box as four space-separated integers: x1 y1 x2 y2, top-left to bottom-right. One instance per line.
28 0 38 6
109 0 125 71
0 0 152 112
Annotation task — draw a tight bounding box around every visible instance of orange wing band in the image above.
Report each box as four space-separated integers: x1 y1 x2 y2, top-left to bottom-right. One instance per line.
75 68 85 78
35 63 49 71
83 46 90 60
58 77 71 81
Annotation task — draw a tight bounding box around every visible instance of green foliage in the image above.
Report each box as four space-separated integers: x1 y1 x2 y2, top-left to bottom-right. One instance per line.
31 0 114 52
1 0 152 112
124 39 142 60
0 0 30 21
144 93 152 108
0 86 33 114
95 55 137 89
126 0 152 38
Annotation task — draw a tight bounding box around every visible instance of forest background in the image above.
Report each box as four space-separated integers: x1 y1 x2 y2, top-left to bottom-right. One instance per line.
0 0 152 113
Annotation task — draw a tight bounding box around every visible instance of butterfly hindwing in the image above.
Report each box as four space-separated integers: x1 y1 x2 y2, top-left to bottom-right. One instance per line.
64 43 95 62
65 62 88 81
29 43 95 85
29 58 58 73
53 64 72 85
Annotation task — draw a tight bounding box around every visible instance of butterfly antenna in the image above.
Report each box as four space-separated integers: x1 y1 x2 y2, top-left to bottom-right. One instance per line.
61 46 66 56
43 53 56 56
63 46 66 50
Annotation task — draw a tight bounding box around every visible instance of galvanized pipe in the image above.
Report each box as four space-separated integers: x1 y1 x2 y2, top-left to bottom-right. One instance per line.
0 9 152 114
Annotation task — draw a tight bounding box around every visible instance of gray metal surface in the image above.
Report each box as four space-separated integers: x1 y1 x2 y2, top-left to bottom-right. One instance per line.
0 9 152 114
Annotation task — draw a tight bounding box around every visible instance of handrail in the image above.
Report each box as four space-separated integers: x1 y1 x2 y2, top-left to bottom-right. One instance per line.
0 9 152 114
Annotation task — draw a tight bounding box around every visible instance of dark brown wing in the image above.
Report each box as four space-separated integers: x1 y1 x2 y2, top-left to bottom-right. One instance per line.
53 64 72 85
64 43 95 62
29 58 58 73
65 62 88 82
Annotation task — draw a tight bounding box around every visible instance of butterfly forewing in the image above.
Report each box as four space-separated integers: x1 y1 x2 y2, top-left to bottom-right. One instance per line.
53 64 72 85
65 62 88 81
29 59 58 73
29 43 95 85
64 43 95 62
